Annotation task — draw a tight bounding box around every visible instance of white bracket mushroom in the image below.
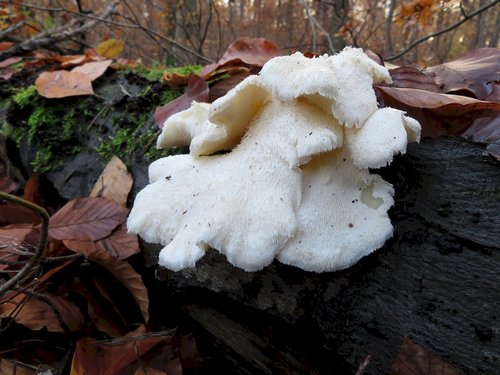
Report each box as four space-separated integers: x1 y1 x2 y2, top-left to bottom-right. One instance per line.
128 47 421 273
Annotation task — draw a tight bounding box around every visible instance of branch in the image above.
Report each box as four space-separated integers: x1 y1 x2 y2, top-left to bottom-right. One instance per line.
0 193 49 297
0 20 26 40
0 1 119 60
12 0 214 63
385 0 500 61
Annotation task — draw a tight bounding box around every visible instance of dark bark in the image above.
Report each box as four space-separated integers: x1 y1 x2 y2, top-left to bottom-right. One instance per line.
150 137 499 374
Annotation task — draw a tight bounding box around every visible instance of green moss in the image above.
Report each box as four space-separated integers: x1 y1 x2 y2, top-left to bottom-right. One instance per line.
1 120 24 146
160 89 180 104
13 86 37 109
4 70 188 174
120 64 203 82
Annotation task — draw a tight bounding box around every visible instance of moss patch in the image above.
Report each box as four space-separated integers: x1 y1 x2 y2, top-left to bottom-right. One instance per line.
1 69 187 173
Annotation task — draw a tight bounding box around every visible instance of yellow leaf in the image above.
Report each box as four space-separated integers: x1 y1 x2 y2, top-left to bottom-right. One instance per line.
96 38 125 59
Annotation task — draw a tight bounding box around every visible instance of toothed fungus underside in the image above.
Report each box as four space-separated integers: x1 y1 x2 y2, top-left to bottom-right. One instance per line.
127 47 421 272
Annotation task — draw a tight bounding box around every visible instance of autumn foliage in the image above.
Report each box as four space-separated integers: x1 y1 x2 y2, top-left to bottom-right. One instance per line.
0 158 201 374
0 1 499 371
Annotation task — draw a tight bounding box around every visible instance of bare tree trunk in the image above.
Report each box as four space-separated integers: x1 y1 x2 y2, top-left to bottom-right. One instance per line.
385 0 397 55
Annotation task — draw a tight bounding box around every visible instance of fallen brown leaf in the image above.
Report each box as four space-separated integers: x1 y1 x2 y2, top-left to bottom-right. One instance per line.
49 197 128 241
426 48 500 100
154 74 209 127
0 358 36 375
392 336 465 375
23 173 41 206
201 37 281 76
0 56 22 68
0 292 84 333
90 156 133 206
35 70 94 98
376 86 500 137
72 59 112 81
71 325 169 375
63 223 140 260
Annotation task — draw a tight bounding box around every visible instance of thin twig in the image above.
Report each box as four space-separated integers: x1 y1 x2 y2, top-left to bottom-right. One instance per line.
385 0 500 61
0 1 119 60
94 329 177 344
12 0 214 63
355 354 371 375
0 193 49 296
0 19 26 40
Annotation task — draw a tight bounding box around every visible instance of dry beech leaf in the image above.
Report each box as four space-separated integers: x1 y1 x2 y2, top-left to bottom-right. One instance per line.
64 246 149 323
376 86 500 138
0 292 84 333
94 251 149 323
0 204 40 225
97 38 125 59
23 173 41 205
154 74 209 127
72 60 112 81
201 37 281 76
134 368 168 375
0 56 22 68
0 226 34 271
35 70 94 98
63 223 140 260
71 325 168 375
49 197 128 241
388 66 440 92
0 359 36 375
392 336 465 375
426 48 500 100
0 42 14 51
90 156 133 206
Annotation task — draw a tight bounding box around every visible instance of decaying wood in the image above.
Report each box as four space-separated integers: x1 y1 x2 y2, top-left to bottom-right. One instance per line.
151 137 499 374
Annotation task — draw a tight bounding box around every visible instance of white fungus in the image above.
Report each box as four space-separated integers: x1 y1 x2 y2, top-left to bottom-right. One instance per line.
128 47 421 273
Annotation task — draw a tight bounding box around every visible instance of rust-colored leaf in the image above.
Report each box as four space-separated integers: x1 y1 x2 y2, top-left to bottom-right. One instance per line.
55 54 87 68
0 358 36 375
63 223 140 260
209 71 252 102
71 325 169 375
49 197 128 241
201 37 281 76
66 247 149 323
0 204 40 225
388 66 440 92
93 252 149 323
90 156 133 206
134 368 168 375
392 336 465 375
426 48 500 100
97 38 125 59
0 42 14 52
35 70 94 98
72 60 112 81
23 173 41 205
0 67 19 80
154 74 209 128
462 116 500 159
376 86 500 138
0 226 34 271
0 292 84 333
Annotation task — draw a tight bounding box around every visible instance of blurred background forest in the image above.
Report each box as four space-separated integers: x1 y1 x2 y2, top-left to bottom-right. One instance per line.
0 0 498 67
